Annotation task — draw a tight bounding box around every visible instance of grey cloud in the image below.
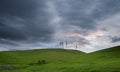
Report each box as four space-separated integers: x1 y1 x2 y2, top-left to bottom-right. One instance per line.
0 0 54 44
54 0 120 30
0 0 44 18
0 39 19 46
111 36 120 43
0 0 120 52
0 22 26 41
0 15 54 42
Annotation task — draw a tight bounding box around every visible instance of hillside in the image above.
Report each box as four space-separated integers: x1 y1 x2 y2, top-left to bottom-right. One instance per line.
0 46 120 72
77 46 120 72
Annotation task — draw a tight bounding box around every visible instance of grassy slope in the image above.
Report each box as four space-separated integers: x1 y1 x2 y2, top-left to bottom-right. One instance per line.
0 46 120 72
77 46 120 72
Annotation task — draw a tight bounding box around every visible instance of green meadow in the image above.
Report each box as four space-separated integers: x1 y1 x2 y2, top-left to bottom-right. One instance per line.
0 46 120 72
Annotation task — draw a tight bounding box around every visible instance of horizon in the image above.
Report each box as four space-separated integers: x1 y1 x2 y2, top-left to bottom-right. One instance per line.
0 45 119 53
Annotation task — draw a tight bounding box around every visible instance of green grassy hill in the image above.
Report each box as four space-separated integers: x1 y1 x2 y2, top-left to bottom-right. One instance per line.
77 46 120 72
0 46 120 72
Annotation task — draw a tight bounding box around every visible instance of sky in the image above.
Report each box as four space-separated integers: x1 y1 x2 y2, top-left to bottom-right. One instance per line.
0 0 120 53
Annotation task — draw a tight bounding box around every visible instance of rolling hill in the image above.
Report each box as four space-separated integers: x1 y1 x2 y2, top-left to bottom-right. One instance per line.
0 46 120 72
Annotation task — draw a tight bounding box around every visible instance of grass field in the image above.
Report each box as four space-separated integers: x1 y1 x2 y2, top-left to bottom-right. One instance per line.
0 46 120 72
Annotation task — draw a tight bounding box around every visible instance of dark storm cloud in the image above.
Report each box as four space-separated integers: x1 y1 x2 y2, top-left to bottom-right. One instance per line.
0 39 19 46
92 0 120 19
0 21 27 41
0 0 41 18
111 36 120 43
54 0 120 30
0 0 54 46
0 15 54 42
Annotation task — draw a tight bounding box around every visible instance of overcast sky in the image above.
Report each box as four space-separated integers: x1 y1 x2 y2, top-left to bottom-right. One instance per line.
0 0 120 53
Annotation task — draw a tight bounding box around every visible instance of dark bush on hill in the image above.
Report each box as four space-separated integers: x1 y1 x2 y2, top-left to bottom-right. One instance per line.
29 60 47 66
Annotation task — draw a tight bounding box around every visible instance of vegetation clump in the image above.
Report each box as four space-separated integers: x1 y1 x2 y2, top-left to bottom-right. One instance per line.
38 60 46 64
0 65 18 70
29 59 47 66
